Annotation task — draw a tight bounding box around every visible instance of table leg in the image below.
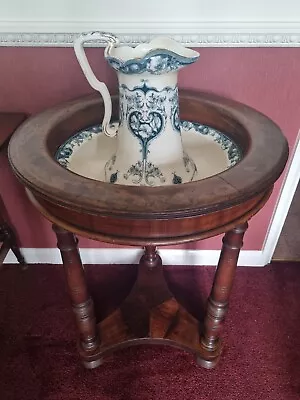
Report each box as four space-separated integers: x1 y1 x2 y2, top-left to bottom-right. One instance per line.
198 222 248 368
53 224 101 368
121 245 178 338
140 245 162 269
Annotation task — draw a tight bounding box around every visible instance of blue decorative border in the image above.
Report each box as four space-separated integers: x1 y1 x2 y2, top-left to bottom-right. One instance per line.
181 121 241 166
55 121 242 169
106 49 199 75
55 125 101 168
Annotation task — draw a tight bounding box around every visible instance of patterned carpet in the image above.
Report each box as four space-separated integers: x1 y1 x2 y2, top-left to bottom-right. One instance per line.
0 262 300 400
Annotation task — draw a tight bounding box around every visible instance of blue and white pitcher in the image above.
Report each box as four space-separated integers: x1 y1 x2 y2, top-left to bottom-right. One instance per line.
74 32 200 186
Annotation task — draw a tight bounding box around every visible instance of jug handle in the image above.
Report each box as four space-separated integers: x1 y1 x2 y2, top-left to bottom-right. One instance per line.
74 32 119 137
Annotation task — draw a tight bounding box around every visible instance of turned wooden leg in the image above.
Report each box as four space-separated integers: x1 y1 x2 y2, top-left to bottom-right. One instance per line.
140 245 162 269
138 245 175 310
120 245 178 338
53 224 101 369
199 222 248 368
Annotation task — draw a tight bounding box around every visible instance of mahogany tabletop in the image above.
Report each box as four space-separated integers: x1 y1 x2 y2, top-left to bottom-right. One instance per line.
7 91 289 246
8 91 288 219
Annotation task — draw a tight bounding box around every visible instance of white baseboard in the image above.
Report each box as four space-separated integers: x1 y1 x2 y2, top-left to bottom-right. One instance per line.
4 248 266 267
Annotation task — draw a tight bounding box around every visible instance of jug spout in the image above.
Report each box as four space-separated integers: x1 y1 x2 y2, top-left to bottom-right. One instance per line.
105 36 199 75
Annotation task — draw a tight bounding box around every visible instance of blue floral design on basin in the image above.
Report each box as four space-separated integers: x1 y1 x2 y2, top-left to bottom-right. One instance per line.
55 120 242 184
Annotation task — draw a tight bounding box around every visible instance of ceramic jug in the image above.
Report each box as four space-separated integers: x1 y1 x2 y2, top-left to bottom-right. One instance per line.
74 32 200 186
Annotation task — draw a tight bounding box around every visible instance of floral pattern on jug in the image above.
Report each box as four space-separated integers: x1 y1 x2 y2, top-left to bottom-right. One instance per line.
101 81 195 185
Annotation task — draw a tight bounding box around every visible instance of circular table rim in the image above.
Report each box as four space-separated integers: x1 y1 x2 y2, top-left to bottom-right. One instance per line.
8 90 289 219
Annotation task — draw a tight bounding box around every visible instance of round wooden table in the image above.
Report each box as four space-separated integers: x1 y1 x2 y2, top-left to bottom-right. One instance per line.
8 91 288 369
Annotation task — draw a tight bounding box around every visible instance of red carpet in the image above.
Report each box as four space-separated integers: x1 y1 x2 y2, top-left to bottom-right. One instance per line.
0 262 300 400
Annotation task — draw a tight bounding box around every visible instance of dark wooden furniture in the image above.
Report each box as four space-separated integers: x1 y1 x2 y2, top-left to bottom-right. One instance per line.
0 113 27 268
8 91 288 369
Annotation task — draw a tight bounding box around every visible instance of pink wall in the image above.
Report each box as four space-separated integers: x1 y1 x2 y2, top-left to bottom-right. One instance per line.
1 47 299 251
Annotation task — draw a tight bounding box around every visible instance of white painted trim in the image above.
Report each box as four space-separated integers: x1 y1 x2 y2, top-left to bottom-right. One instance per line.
4 248 265 267
1 21 300 47
261 131 300 264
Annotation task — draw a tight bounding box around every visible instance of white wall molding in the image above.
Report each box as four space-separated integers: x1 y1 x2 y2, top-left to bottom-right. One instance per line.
4 248 265 267
1 21 300 47
2 1 300 47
